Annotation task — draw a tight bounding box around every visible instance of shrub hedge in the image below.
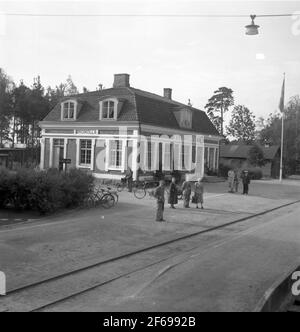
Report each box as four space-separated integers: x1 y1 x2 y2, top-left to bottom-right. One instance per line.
0 168 94 214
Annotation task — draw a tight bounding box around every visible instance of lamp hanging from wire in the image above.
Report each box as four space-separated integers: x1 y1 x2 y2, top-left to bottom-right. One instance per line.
245 15 260 35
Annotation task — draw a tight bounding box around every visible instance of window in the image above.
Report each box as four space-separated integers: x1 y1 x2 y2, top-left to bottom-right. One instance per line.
182 145 191 170
209 147 215 170
53 139 64 147
180 110 192 129
192 145 196 164
215 148 219 170
80 140 92 165
164 143 171 171
146 141 154 170
109 140 122 168
62 101 76 120
102 101 115 119
204 147 209 166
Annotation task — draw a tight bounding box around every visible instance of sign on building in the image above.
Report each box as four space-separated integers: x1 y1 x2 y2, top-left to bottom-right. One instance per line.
76 130 98 135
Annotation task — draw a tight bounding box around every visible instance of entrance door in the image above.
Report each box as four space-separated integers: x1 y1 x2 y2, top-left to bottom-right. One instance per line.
53 139 65 170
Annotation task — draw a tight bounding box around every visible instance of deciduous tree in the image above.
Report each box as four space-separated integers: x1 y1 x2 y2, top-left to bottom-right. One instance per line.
259 95 300 174
0 68 14 146
226 105 256 143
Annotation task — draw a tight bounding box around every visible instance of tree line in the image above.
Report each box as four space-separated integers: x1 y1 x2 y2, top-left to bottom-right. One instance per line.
0 68 86 147
205 87 300 174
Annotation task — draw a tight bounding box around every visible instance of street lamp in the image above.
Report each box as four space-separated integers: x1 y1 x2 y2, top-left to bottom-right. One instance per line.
245 15 260 35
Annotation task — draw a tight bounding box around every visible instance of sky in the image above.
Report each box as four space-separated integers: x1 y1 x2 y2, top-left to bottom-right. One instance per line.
0 0 300 125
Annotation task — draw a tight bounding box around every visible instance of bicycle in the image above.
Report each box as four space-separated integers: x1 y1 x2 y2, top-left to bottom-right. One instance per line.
115 178 148 199
102 186 119 204
133 181 160 199
84 187 116 209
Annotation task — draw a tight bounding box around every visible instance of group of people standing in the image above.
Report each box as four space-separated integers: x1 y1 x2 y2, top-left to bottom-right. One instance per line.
124 167 252 223
228 169 251 195
153 176 204 222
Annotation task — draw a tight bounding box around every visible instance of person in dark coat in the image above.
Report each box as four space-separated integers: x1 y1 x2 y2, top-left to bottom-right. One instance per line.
125 167 133 192
181 176 192 208
168 177 178 209
241 170 251 195
153 180 166 222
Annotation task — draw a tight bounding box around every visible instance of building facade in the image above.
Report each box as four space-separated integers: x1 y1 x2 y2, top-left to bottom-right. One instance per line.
39 74 221 181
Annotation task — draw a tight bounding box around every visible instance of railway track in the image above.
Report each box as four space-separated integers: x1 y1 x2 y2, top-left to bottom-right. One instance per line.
2 199 300 312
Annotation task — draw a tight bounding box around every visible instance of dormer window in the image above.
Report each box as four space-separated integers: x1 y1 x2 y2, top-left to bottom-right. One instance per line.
174 108 193 129
99 98 118 120
61 100 77 121
103 101 115 119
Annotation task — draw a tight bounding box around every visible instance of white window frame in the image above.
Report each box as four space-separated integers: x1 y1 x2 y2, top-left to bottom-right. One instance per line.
108 139 123 170
182 144 192 171
173 143 181 171
99 98 118 121
79 139 92 167
61 100 77 121
162 142 172 171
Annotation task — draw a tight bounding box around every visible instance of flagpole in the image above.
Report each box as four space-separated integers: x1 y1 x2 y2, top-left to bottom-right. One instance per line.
279 73 285 182
279 109 284 182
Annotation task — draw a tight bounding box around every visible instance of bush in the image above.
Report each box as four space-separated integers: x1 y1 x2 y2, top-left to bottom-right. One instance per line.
0 169 13 208
0 168 94 214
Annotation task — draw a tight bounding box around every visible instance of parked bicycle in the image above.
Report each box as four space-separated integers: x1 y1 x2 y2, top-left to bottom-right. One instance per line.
115 179 150 199
102 186 119 204
133 181 160 199
84 187 116 209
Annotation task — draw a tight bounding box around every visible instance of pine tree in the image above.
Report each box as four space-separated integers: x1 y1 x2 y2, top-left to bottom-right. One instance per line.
205 87 234 136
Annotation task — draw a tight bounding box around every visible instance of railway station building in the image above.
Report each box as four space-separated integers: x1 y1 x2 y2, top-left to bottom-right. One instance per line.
39 74 221 181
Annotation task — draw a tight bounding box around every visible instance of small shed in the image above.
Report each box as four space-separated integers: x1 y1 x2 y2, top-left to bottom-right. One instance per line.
0 147 40 170
220 144 280 178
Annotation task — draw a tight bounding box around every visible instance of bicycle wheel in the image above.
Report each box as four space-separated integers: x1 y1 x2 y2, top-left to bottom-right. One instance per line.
133 186 146 199
101 193 116 209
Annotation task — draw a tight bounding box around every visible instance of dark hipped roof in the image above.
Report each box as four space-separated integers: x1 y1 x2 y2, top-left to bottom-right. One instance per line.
42 86 220 136
220 144 280 160
43 87 138 122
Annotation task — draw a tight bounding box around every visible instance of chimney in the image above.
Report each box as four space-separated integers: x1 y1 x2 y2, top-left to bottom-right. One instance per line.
164 88 172 100
113 73 130 88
